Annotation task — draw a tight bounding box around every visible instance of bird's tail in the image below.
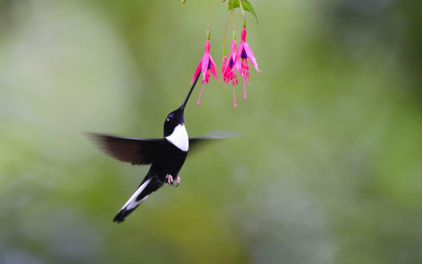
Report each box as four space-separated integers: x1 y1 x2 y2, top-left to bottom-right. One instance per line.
113 177 163 223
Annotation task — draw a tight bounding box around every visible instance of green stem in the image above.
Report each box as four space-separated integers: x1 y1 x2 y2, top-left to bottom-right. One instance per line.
223 10 233 55
232 8 235 31
238 0 246 28
207 0 216 29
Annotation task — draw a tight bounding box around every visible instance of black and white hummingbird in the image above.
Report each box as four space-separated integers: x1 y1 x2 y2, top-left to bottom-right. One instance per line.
88 73 234 223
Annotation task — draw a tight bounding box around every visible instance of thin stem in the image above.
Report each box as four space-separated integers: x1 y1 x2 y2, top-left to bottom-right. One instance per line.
223 11 233 53
207 0 216 29
232 8 235 30
238 0 246 27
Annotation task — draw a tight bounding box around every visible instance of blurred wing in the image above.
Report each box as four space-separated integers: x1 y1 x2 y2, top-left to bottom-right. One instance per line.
87 133 164 165
188 130 240 154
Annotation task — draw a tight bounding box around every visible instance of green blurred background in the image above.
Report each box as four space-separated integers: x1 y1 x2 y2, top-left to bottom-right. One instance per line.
0 0 421 263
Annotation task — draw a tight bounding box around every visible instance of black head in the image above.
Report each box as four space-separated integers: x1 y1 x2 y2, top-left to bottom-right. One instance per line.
163 71 201 137
163 107 184 137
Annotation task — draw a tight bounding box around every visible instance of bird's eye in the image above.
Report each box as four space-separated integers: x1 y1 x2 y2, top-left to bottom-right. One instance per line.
167 114 174 121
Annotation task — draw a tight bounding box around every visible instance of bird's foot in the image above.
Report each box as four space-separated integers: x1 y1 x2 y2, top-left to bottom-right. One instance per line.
166 174 173 185
166 175 180 187
173 176 180 187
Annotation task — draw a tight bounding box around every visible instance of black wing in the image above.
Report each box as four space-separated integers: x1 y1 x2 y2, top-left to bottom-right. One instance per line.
87 133 165 165
188 130 240 154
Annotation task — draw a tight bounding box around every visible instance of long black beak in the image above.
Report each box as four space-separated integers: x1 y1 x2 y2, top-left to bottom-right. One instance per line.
180 71 201 111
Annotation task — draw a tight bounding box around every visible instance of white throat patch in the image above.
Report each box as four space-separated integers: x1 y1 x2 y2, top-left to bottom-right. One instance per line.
165 124 189 151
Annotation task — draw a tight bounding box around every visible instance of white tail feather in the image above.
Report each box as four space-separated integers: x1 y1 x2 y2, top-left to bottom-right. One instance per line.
120 179 151 210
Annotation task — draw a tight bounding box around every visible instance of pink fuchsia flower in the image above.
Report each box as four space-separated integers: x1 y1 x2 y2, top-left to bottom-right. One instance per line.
221 55 227 73
190 40 220 107
222 40 239 108
235 28 260 99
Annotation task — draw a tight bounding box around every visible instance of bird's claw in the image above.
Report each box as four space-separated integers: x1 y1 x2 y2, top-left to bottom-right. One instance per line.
166 174 173 185
166 175 180 187
173 176 180 187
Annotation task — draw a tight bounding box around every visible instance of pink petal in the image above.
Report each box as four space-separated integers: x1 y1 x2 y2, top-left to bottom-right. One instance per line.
201 55 209 83
222 55 237 84
230 40 237 53
208 55 220 80
204 40 211 53
234 60 241 74
190 61 202 84
221 55 227 73
244 43 260 71
234 42 245 74
223 68 230 83
221 56 230 83
209 67 218 81
241 28 247 42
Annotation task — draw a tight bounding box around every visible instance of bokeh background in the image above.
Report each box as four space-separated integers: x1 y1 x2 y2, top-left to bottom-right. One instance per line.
0 0 421 263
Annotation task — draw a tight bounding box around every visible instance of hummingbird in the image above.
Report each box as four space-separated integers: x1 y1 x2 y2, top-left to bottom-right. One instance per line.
88 72 234 223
